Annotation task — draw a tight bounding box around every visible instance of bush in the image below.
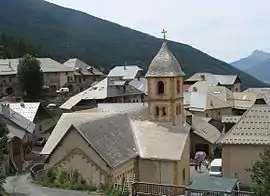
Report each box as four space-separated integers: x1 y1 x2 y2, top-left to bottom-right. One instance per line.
46 167 58 184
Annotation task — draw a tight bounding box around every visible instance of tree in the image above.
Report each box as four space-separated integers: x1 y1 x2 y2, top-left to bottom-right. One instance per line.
0 118 9 191
17 54 44 100
246 149 270 196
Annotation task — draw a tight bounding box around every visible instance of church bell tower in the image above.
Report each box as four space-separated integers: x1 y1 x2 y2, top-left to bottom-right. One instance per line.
146 30 185 125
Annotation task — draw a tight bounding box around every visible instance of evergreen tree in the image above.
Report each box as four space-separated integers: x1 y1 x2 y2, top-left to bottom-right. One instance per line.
17 54 44 100
0 118 9 191
246 149 270 196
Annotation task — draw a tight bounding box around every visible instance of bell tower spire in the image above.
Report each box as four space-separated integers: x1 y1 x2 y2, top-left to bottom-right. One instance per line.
161 29 167 40
146 30 186 126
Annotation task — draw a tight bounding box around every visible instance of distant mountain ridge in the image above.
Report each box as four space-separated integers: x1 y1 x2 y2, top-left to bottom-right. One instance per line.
0 0 268 88
231 50 270 84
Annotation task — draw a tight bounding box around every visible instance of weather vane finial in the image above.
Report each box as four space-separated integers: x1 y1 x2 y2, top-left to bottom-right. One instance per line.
161 29 167 40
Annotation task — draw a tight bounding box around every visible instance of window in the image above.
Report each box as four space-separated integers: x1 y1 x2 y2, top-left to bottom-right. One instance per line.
218 111 221 116
9 77 12 83
177 80 180 93
65 72 68 75
155 107 159 116
176 106 179 115
206 113 209 117
178 105 181 114
236 88 238 92
79 78 82 83
162 107 166 116
157 81 164 94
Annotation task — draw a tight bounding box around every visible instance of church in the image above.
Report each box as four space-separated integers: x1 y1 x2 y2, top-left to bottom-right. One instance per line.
41 35 191 187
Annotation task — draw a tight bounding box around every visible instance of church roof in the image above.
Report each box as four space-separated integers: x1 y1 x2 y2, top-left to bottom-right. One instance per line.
146 41 185 77
42 107 189 168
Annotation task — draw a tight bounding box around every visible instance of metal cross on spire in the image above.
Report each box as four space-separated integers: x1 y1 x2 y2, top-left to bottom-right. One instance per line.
161 29 167 40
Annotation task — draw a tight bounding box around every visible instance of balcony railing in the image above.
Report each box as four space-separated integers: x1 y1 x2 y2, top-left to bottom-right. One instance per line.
132 182 255 196
132 182 186 196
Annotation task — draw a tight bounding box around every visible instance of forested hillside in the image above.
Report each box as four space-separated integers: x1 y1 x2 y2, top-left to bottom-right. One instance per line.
0 0 268 88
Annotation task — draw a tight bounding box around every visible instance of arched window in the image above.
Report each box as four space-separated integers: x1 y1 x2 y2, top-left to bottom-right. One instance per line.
162 107 166 116
177 80 180 93
157 81 164 94
155 107 159 116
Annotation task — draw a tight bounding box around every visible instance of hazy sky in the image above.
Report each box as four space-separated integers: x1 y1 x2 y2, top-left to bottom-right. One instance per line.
46 0 270 62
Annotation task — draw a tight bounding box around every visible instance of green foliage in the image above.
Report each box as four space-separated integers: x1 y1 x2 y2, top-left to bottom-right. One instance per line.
246 149 270 196
0 119 9 189
40 168 97 192
46 167 58 184
0 0 268 89
0 34 39 58
17 54 44 100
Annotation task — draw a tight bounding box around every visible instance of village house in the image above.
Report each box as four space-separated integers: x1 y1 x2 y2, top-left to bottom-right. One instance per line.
64 58 105 93
0 58 74 96
41 39 191 187
184 84 234 120
0 103 36 173
217 104 270 187
8 101 58 141
108 65 143 81
60 77 145 111
183 73 241 92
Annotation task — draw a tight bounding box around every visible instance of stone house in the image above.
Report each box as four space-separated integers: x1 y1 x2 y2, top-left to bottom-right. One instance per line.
184 85 234 120
41 40 191 187
183 73 241 92
186 114 221 157
9 101 57 140
0 58 74 96
108 65 143 81
64 58 105 93
217 104 270 187
60 77 145 111
0 103 36 173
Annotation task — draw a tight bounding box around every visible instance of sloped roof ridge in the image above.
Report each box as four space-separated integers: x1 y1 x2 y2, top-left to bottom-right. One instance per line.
216 105 256 144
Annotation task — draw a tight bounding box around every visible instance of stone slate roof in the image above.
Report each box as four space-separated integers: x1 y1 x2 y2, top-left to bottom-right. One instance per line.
191 115 221 144
60 77 144 110
75 113 138 167
108 65 143 80
218 105 270 145
64 58 104 76
0 58 73 75
146 41 185 77
0 104 36 134
185 73 239 85
42 106 189 168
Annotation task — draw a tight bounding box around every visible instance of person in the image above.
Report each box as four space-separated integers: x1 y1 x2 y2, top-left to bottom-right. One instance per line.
194 151 206 171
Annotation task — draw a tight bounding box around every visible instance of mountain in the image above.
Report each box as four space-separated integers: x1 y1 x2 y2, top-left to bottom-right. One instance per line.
231 50 270 84
0 0 268 89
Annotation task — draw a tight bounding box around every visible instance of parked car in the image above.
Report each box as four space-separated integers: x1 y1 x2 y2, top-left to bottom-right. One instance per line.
56 87 69 93
209 158 222 177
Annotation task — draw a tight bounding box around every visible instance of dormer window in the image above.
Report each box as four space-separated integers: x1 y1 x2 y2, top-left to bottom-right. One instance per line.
157 81 164 94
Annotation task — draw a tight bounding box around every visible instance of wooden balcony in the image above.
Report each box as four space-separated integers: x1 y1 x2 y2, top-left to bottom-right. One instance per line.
132 182 186 196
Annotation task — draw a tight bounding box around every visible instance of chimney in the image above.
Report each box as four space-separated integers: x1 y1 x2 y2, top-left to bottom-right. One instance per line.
1 103 10 117
124 62 127 70
137 72 141 81
200 74 205 81
186 115 192 125
20 99 25 107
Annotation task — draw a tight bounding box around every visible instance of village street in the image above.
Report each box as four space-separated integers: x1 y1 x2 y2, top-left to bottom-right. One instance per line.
4 166 208 196
4 173 90 196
